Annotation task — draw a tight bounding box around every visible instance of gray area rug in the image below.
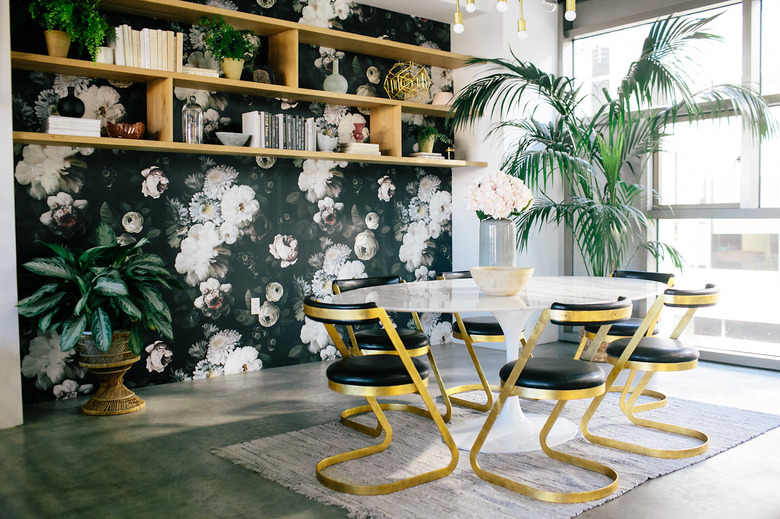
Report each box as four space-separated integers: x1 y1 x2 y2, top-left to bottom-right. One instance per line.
214 393 780 518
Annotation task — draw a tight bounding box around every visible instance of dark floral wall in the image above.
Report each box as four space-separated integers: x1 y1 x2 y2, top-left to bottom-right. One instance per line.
12 0 455 403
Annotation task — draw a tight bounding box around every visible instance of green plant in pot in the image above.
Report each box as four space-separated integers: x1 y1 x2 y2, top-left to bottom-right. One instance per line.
16 223 181 415
448 14 776 276
199 15 260 80
28 0 109 62
408 124 451 154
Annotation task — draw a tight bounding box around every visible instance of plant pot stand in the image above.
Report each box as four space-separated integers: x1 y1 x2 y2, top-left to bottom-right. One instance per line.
78 356 145 415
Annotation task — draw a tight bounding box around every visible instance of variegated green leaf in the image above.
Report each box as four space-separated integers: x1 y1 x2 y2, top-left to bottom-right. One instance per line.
90 307 113 352
61 314 87 351
23 257 75 280
95 277 128 296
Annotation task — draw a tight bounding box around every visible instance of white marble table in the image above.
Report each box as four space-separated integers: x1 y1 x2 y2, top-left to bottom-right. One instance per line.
332 276 665 453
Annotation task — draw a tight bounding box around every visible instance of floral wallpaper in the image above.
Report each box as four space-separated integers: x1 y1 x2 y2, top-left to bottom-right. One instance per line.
11 0 455 403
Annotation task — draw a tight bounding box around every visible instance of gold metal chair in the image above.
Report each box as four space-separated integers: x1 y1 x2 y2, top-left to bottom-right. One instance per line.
581 284 720 459
438 270 526 412
332 276 452 436
303 297 458 495
574 270 676 413
471 298 633 503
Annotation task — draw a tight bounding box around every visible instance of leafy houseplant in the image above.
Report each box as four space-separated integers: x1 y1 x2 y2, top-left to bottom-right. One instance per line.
28 0 109 62
408 124 451 153
16 223 181 355
199 16 260 80
449 15 776 276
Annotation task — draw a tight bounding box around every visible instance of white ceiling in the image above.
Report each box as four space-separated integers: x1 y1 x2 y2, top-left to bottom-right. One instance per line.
355 0 490 24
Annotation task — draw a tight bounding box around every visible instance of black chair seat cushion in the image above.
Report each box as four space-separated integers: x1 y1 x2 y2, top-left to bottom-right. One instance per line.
606 337 699 364
326 355 430 387
584 318 660 337
499 358 606 391
451 315 504 336
354 328 430 351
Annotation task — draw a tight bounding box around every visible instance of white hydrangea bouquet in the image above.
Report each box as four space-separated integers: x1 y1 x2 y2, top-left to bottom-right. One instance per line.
465 170 534 220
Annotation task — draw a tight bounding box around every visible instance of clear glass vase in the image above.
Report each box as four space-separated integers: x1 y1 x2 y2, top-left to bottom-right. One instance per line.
182 94 203 144
479 218 517 266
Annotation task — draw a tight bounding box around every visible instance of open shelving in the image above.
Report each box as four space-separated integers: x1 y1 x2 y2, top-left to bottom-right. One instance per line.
11 0 487 169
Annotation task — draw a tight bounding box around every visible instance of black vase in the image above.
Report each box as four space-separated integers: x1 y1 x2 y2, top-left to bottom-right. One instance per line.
57 86 85 118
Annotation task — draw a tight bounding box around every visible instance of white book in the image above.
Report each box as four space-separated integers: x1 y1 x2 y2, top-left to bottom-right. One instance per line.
160 30 168 71
112 26 125 66
131 29 140 68
122 25 133 67
149 29 159 70
304 117 315 152
44 116 101 129
141 28 150 69
182 65 219 77
167 31 176 72
276 113 284 149
175 32 183 73
242 110 260 148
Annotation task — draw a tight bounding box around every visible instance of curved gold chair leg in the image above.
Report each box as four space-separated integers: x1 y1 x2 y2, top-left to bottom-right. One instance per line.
581 372 709 459
446 339 494 412
574 333 589 360
610 369 667 413
340 402 432 437
427 350 453 422
471 397 618 503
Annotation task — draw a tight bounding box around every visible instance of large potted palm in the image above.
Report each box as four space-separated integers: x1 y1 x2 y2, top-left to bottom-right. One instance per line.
448 14 776 276
17 223 181 415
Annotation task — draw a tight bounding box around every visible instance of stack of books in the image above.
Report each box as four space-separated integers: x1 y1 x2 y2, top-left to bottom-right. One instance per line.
182 65 219 77
110 24 183 73
242 111 316 151
409 151 444 159
340 142 381 155
42 116 101 137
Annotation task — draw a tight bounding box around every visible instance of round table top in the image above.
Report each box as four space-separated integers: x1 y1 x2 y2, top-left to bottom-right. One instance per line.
331 276 665 313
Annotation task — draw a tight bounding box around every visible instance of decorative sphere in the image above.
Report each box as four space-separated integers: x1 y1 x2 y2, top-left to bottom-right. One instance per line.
496 1 509 13
454 23 465 34
517 30 528 40
466 2 476 13
565 9 577 21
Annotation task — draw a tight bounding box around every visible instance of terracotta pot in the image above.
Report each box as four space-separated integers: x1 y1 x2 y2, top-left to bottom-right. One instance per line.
44 30 71 58
221 58 245 80
78 331 145 416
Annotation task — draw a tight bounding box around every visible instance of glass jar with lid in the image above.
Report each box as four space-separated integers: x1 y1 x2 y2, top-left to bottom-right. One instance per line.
182 94 203 144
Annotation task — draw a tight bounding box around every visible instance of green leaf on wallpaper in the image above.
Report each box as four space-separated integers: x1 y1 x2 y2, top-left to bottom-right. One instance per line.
244 290 252 308
146 228 161 239
351 205 362 226
288 344 302 358
391 263 401 274
259 353 272 365
285 192 300 203
352 56 362 78
380 225 391 234
234 309 256 326
100 202 117 227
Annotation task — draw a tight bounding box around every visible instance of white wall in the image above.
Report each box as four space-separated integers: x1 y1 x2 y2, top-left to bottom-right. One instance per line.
0 0 23 429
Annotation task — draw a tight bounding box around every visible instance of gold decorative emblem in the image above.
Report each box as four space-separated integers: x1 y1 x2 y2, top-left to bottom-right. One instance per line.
383 61 431 102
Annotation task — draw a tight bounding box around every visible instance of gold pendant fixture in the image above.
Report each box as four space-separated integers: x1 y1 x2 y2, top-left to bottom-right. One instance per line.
452 0 576 40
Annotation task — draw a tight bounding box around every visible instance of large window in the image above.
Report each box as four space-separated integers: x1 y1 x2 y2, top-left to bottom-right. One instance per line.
570 1 780 367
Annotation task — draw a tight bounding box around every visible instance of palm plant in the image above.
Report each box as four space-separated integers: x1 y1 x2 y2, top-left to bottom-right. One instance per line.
448 14 776 276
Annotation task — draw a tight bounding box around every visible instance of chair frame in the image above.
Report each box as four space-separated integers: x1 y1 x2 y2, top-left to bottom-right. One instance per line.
470 300 633 503
332 277 452 436
304 299 459 495
580 286 720 459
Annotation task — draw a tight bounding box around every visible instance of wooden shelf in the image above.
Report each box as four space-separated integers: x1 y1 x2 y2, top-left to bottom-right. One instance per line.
11 52 453 118
99 0 470 69
13 132 487 168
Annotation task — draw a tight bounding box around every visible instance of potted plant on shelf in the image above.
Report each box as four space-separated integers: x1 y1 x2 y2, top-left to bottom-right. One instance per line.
408 124 451 154
16 223 181 415
448 14 776 276
199 15 260 80
28 0 110 62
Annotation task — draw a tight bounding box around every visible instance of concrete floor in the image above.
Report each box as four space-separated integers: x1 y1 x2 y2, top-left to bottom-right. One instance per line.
2 341 780 519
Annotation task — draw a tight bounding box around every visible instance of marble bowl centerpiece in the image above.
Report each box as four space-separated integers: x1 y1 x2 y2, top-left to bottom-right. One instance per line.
216 132 251 146
470 266 534 296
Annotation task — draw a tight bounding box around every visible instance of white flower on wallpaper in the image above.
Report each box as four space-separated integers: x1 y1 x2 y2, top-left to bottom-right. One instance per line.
257 301 280 327
189 192 223 225
269 234 299 268
145 341 174 373
15 145 84 199
205 0 238 11
314 47 346 72
194 278 233 319
336 259 367 280
319 345 340 361
33 89 59 120
204 108 231 136
417 174 442 202
121 211 144 234
219 222 240 245
429 190 453 226
377 175 395 202
205 329 242 365
175 222 230 286
78 85 126 128
221 185 260 228
203 165 238 198
223 346 263 375
430 67 453 95
266 282 284 302
365 212 379 230
322 242 351 275
53 379 93 400
299 0 352 28
20 331 84 391
173 87 228 112
193 359 224 379
313 196 344 233
39 192 88 238
399 220 433 271
52 75 92 97
300 317 332 354
298 159 342 203
141 166 169 198
354 230 378 261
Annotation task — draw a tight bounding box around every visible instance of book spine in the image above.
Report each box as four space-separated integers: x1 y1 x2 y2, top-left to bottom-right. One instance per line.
132 29 140 69
113 26 125 66
141 28 150 69
242 111 260 148
258 111 267 148
167 31 176 72
182 68 219 77
276 113 284 149
175 33 184 73
160 30 168 71
149 29 158 70
263 112 271 149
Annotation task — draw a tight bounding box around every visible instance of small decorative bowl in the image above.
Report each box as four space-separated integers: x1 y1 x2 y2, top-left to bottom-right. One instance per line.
470 266 534 297
216 132 251 146
106 121 146 139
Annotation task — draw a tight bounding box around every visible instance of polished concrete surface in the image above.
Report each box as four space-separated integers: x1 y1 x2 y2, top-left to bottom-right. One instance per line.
2 341 780 518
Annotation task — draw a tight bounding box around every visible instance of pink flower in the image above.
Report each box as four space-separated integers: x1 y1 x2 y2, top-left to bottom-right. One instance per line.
269 234 299 268
141 166 169 199
465 171 534 220
145 341 173 373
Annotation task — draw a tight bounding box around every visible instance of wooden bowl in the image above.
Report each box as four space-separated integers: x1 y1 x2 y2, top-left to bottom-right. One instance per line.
469 266 534 296
106 121 146 139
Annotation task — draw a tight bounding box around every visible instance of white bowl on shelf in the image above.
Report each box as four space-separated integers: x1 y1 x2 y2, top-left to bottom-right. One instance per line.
469 266 534 296
216 132 251 146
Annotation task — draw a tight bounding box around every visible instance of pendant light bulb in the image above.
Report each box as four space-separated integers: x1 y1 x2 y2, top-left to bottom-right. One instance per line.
541 0 557 13
517 19 528 39
564 0 576 21
496 0 509 13
453 3 464 34
466 0 476 13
